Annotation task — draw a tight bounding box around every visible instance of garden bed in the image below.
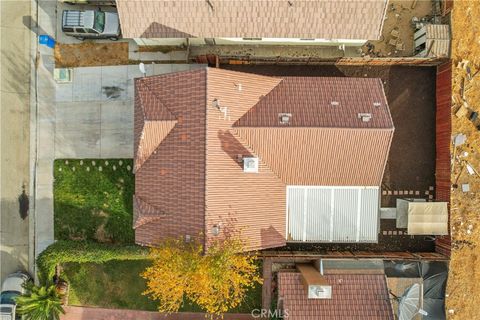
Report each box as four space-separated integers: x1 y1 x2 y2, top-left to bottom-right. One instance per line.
54 159 134 244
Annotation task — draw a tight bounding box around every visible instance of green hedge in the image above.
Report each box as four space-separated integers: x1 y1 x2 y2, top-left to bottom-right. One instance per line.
37 241 149 283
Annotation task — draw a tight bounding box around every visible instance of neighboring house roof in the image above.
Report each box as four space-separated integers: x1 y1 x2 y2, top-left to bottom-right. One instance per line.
117 0 388 40
278 272 394 320
133 67 394 250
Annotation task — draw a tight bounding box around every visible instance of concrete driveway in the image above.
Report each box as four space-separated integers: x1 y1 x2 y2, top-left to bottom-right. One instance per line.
0 0 32 281
54 64 202 158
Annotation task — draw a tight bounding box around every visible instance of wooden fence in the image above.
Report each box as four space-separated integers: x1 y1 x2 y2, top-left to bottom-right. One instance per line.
434 62 452 257
195 54 449 67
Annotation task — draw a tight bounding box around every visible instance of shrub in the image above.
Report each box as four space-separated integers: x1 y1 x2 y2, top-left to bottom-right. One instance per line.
15 283 65 320
37 241 148 283
142 237 262 316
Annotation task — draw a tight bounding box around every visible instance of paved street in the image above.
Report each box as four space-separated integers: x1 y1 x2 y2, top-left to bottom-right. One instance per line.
0 0 32 281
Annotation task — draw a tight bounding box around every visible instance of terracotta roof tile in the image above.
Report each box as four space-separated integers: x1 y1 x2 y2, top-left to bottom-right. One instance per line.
134 69 207 246
205 68 287 250
278 272 394 320
135 120 177 171
117 0 387 40
234 127 393 186
133 67 394 249
234 77 394 186
133 195 165 228
234 77 392 128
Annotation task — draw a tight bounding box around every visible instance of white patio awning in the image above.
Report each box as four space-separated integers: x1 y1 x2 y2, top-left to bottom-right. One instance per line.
396 199 449 235
287 186 380 243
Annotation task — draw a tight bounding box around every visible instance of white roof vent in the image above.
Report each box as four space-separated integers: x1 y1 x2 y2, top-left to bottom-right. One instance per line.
308 285 332 299
243 157 259 173
358 113 372 122
212 98 220 109
330 101 339 107
373 102 382 107
279 113 292 125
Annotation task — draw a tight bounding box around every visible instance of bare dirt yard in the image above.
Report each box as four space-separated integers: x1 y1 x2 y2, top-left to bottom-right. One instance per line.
225 64 437 203
227 64 437 254
364 0 434 57
54 42 131 67
446 1 480 318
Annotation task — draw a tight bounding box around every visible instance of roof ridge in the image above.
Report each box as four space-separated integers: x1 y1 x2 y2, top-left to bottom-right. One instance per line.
133 195 167 229
234 126 393 186
232 78 284 127
134 119 178 172
137 80 177 121
230 128 284 184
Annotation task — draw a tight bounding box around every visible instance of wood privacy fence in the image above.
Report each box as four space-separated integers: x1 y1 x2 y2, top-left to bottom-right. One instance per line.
434 62 452 257
195 54 449 67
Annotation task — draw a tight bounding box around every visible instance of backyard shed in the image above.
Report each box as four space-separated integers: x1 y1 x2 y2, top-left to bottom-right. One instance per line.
414 24 451 58
396 199 449 235
287 186 380 243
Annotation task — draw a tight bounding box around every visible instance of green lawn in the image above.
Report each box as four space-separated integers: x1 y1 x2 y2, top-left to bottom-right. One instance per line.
54 159 134 244
62 260 262 313
54 159 262 314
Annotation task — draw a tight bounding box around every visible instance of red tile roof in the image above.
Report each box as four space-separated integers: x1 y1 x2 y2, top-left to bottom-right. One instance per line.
133 69 207 246
117 0 388 40
133 67 394 249
233 77 394 186
278 272 394 320
234 77 392 128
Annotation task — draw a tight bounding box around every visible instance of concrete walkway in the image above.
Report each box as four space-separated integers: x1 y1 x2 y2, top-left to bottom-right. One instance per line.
61 306 256 320
0 0 32 281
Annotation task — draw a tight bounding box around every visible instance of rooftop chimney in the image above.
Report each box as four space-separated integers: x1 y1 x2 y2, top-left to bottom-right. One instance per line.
296 264 332 299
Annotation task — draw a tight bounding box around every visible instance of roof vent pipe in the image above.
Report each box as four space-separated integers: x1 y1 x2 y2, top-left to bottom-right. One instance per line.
279 113 292 125
212 98 220 109
358 113 372 122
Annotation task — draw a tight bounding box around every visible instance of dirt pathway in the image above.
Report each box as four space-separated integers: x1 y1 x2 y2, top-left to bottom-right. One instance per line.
446 1 480 318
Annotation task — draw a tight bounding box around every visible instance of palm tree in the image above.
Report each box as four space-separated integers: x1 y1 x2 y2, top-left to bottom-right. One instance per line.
15 283 65 320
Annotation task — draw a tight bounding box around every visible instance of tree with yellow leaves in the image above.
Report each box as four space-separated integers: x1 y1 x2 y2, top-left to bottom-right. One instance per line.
141 236 262 316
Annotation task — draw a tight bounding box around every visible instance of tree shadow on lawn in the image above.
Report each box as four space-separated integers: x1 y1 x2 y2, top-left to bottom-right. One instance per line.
54 201 135 244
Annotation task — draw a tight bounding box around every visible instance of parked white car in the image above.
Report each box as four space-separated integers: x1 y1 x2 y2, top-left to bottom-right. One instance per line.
62 9 121 40
0 271 31 320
